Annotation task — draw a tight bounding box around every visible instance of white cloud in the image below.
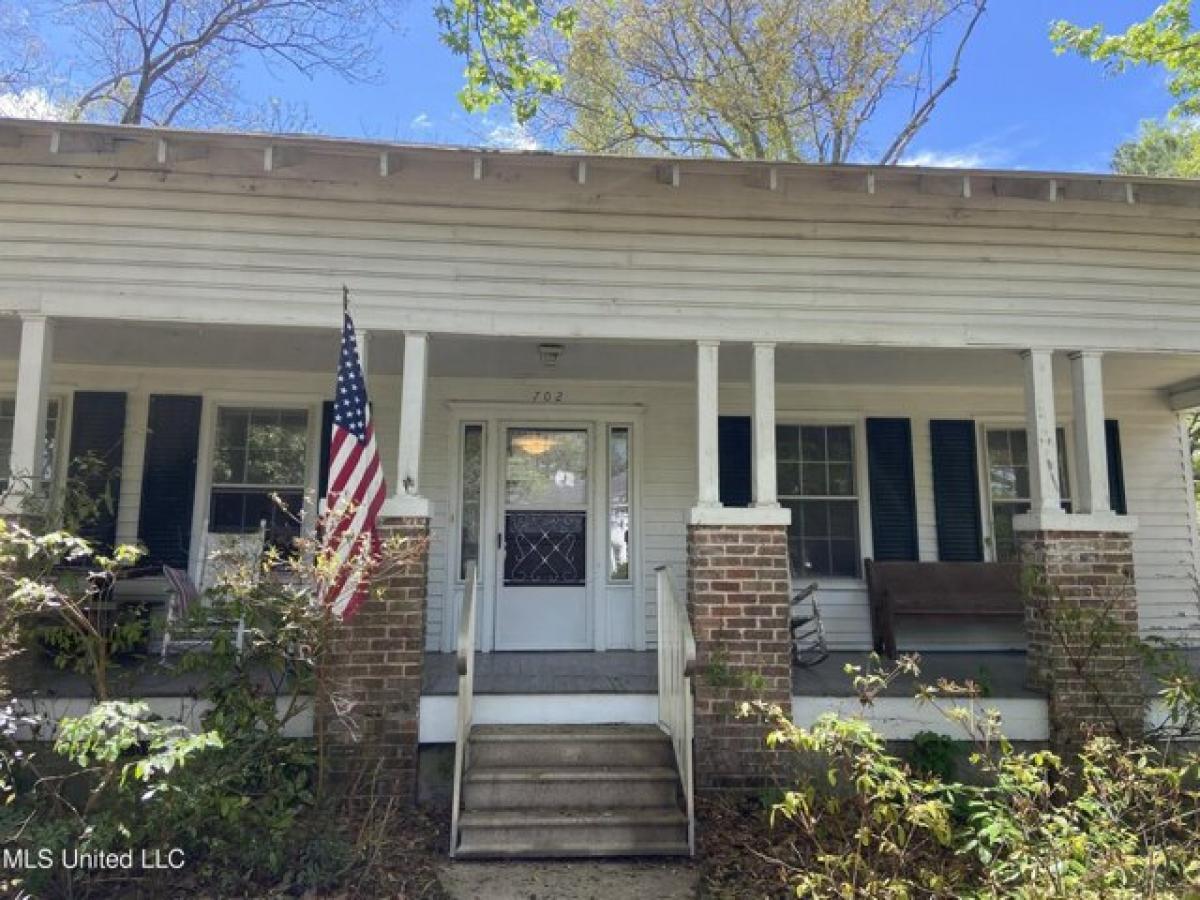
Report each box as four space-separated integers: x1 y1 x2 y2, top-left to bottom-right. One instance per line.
899 149 988 169
0 87 65 120
487 121 538 151
410 112 432 131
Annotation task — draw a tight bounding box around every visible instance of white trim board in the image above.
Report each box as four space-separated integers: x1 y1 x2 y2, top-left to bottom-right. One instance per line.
791 696 1050 742
419 694 659 743
417 693 1051 744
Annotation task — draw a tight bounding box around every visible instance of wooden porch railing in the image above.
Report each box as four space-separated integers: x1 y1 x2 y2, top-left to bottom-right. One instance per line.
449 562 478 858
655 565 696 855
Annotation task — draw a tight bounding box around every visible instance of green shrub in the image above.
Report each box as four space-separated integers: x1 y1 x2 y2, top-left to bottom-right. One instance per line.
745 654 1200 899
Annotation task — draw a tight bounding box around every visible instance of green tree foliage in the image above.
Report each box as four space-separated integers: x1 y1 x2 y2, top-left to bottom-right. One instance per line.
529 0 988 161
1112 118 1200 176
1052 0 1200 118
435 0 578 123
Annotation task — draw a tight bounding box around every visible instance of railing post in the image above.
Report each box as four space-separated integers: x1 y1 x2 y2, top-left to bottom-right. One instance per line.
450 563 478 857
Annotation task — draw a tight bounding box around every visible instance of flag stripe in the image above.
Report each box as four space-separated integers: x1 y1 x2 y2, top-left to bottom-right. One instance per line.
320 309 387 620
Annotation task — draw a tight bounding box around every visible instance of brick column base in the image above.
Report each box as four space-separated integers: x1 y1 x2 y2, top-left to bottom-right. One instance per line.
320 516 428 804
687 523 792 791
1018 529 1143 755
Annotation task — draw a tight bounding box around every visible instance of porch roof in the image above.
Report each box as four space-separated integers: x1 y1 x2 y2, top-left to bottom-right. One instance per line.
3 116 1200 210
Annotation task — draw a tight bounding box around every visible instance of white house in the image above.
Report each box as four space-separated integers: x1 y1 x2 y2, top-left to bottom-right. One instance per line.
3 118 1199 857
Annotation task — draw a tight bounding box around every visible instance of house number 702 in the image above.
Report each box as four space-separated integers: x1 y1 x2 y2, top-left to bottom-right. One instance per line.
532 391 565 403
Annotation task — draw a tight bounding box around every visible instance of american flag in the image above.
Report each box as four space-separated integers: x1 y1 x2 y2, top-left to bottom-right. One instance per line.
322 306 386 620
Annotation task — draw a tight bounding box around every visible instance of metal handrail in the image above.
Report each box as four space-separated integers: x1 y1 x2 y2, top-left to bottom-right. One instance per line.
655 565 696 855
449 562 478 857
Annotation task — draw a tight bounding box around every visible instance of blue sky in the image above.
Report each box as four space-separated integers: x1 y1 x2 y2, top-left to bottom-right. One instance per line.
16 2 1180 173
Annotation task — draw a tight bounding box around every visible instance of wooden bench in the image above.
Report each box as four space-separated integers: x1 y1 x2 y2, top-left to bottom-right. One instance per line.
864 559 1025 657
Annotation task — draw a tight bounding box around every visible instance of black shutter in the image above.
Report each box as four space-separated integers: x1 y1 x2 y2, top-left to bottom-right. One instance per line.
930 419 984 562
67 391 126 551
1106 419 1128 515
866 418 918 561
138 395 202 569
318 400 335 500
718 415 752 507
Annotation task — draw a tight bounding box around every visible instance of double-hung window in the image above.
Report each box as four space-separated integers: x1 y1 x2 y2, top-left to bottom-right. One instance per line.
984 426 1071 561
776 424 860 578
210 406 308 543
0 397 61 492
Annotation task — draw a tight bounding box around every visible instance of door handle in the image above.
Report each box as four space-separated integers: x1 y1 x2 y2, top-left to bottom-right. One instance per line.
497 531 504 550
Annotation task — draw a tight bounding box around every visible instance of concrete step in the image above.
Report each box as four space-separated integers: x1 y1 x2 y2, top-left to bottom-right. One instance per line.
462 765 680 810
456 807 689 858
469 724 674 769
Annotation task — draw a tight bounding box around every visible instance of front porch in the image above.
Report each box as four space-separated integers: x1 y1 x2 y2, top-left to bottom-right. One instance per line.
4 320 1198 856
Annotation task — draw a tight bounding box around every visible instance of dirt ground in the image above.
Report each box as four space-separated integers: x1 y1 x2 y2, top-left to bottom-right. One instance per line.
438 859 701 900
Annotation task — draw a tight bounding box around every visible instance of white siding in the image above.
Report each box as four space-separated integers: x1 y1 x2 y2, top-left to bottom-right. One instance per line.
1 155 1200 352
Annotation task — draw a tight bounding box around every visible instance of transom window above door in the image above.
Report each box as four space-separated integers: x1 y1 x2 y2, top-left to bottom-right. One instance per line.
210 406 308 541
984 426 1071 562
776 424 860 579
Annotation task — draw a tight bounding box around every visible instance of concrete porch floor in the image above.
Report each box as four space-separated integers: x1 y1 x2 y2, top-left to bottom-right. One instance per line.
421 650 1044 699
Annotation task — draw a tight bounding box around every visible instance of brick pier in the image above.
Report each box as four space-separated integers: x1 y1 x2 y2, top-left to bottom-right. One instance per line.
321 516 429 802
1018 529 1142 755
687 523 792 790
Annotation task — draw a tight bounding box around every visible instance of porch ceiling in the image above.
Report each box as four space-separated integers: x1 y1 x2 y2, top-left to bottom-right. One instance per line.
2 317 1198 393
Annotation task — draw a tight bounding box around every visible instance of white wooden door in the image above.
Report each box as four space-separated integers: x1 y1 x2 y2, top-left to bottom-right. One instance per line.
494 425 592 650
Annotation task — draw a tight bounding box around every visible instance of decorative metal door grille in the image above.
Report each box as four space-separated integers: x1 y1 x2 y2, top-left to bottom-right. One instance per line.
504 511 586 586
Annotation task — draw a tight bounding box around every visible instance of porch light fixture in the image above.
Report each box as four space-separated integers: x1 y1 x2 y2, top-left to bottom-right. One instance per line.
513 433 558 456
538 343 565 368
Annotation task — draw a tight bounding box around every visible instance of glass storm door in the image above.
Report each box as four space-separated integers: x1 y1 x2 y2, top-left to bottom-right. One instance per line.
495 426 591 650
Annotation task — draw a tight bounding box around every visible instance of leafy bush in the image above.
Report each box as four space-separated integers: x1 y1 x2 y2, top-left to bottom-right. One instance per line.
746 654 1200 899
1 488 424 897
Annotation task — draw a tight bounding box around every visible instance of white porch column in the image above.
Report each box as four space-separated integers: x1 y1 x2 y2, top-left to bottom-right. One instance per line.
1021 349 1062 519
752 342 778 508
6 315 54 507
695 340 721 509
1069 351 1110 515
381 330 430 517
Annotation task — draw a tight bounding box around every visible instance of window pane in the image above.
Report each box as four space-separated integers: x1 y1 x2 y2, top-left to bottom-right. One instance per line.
608 427 631 581
829 500 857 538
990 464 1020 499
987 429 1011 466
777 461 801 496
459 424 483 580
213 408 249 484
210 487 303 547
787 499 859 578
990 501 1030 563
801 462 828 496
505 428 588 507
800 426 825 461
828 462 854 496
776 425 799 462
245 409 308 485
826 427 853 462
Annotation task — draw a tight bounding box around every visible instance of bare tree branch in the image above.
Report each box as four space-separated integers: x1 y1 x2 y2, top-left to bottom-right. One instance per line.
58 0 400 127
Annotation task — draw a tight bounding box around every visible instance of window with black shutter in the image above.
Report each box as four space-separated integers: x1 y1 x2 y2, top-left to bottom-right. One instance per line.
865 418 918 562
930 420 984 562
66 391 126 552
138 395 202 569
